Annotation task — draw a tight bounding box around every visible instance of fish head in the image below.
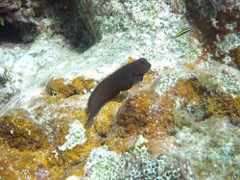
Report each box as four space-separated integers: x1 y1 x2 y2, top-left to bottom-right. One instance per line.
133 58 151 74
131 58 151 80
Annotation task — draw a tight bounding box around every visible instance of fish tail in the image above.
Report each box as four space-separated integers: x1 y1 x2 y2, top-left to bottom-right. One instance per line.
84 113 94 129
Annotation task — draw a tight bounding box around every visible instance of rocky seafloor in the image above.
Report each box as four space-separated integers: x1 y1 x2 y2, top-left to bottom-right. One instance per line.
0 0 240 179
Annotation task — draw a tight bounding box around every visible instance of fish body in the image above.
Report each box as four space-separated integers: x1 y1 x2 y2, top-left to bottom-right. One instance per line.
172 28 191 39
85 58 151 128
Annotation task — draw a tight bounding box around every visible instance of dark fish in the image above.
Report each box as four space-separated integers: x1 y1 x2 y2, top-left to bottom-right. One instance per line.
85 58 151 128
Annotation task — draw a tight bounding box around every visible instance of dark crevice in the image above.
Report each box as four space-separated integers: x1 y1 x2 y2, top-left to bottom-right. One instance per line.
0 5 38 43
0 21 23 43
0 0 101 51
0 21 38 43
47 0 101 52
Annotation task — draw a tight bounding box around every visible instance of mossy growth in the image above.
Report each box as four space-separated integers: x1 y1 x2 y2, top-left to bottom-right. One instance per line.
46 76 95 98
31 103 101 167
205 92 240 126
0 99 101 178
104 76 239 153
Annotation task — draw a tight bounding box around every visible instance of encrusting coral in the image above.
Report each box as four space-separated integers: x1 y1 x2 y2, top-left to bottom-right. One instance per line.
46 76 95 98
116 90 174 137
185 0 240 63
0 76 98 179
105 90 175 153
84 136 194 180
0 109 63 179
122 148 194 180
83 71 240 179
46 77 75 98
168 78 240 127
229 46 240 69
0 109 49 151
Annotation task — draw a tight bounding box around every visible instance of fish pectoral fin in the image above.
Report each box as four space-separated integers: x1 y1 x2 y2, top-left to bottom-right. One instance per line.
121 79 134 91
132 74 144 83
128 82 141 93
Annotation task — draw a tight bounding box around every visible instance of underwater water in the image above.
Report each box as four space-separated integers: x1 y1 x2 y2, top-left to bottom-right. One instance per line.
0 0 240 179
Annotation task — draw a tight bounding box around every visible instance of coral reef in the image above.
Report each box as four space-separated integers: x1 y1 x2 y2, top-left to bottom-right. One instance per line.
123 150 193 180
91 101 121 136
0 142 50 180
46 77 76 98
71 76 95 95
0 110 62 179
0 0 239 179
116 90 174 137
0 0 101 47
58 120 86 151
205 92 240 126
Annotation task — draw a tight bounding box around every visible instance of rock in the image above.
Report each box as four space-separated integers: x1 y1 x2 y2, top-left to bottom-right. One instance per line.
0 0 21 9
92 101 121 136
0 65 11 86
